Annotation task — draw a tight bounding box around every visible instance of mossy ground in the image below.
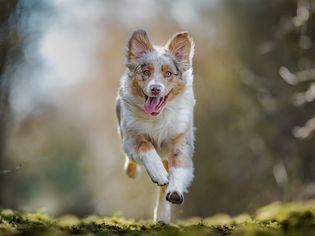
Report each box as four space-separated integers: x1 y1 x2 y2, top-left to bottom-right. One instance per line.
1 201 315 235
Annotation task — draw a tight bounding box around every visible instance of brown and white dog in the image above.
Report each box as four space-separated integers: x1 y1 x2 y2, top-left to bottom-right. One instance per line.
116 30 195 223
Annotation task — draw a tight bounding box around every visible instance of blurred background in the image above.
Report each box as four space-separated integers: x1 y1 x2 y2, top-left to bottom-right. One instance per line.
0 0 315 219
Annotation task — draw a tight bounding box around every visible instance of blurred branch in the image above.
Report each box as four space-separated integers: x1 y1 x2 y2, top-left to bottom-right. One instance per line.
293 0 310 27
0 164 21 175
293 116 315 139
273 162 290 200
279 66 315 139
273 162 289 188
276 1 315 141
259 0 312 55
279 67 315 85
298 182 315 200
276 0 310 39
292 83 315 106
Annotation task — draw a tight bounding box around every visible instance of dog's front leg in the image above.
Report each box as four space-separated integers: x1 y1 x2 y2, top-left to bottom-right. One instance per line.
123 132 168 186
166 131 194 204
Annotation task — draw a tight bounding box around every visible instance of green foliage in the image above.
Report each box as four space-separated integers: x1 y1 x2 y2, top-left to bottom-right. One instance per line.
0 201 315 235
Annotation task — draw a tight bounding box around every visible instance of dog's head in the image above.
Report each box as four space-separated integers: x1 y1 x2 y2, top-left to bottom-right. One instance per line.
125 30 194 116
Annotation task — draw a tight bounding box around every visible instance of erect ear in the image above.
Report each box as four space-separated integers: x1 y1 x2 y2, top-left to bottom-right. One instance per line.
166 31 194 70
126 30 153 61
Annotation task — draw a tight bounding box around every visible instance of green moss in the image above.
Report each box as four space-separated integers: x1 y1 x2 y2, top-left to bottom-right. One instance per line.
1 200 315 235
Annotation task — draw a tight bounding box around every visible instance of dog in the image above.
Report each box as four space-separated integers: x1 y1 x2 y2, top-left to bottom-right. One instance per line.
116 30 195 223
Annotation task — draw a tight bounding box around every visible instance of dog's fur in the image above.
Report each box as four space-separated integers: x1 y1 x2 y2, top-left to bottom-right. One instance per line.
116 30 195 223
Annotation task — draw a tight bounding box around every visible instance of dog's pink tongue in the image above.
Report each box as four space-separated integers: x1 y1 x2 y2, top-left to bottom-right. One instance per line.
144 97 160 114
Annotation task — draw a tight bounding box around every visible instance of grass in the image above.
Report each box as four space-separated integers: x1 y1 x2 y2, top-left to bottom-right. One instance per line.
0 200 315 235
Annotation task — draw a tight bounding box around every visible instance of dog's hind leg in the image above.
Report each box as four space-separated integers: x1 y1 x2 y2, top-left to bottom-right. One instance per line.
117 97 141 178
153 186 162 223
153 186 171 224
153 160 171 224
124 156 141 178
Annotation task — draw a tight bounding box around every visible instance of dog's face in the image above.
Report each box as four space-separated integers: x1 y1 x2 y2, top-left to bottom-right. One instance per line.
125 30 194 116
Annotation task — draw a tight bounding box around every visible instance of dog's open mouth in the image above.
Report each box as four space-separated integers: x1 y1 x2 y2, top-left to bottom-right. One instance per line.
143 92 171 116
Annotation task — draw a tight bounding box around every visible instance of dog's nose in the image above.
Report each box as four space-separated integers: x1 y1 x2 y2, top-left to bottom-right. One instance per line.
150 84 162 95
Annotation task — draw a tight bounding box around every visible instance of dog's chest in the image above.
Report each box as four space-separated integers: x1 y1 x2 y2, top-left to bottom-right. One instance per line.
132 106 191 148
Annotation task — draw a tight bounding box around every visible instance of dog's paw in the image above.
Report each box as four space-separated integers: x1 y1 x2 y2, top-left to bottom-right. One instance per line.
148 165 169 186
166 191 184 204
124 159 141 178
142 151 169 186
155 220 168 225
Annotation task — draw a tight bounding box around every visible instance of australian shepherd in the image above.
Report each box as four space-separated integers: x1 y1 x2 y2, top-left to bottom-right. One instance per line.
116 30 195 223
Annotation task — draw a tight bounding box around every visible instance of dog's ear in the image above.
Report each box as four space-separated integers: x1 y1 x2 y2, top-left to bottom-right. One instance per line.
166 32 194 70
126 30 153 61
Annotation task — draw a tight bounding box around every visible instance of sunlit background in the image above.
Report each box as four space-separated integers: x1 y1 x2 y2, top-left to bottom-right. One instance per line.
0 0 315 219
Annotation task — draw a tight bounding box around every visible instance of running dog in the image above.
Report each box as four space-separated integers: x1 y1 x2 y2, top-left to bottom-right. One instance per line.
116 30 195 223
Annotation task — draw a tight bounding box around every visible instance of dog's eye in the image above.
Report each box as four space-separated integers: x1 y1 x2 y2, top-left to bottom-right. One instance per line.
143 70 150 76
165 71 172 78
